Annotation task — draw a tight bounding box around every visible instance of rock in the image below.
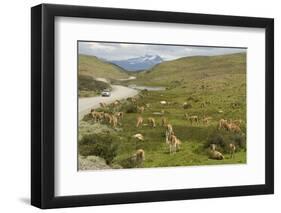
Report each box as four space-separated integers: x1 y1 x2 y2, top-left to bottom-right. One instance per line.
79 155 111 170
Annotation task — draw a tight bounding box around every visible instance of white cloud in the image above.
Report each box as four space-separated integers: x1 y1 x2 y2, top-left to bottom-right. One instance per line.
78 41 246 61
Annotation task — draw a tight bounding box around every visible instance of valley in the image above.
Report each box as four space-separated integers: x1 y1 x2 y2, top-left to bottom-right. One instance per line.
78 52 247 170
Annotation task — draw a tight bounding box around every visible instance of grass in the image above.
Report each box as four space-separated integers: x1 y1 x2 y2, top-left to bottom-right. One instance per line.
78 52 247 169
130 53 246 86
79 54 129 80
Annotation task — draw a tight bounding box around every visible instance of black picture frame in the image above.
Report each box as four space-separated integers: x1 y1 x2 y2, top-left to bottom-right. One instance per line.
31 3 274 209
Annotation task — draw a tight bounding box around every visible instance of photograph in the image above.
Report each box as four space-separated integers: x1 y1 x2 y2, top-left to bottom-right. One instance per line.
30 3 274 209
78 41 247 171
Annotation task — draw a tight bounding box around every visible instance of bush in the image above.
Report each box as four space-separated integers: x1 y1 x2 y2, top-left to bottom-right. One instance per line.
121 102 137 113
183 102 192 109
119 157 137 168
82 113 93 122
118 155 144 168
187 96 199 103
79 134 119 164
205 130 246 153
230 101 241 109
230 134 246 150
205 131 228 151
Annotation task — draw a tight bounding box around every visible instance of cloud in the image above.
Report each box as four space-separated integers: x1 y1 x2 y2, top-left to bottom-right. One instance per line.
78 41 246 61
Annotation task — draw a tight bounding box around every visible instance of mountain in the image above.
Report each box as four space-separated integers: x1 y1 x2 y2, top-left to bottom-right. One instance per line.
79 54 129 80
110 54 163 71
134 53 246 86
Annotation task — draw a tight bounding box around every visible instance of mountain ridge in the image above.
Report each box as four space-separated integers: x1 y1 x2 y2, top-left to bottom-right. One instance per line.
110 54 163 71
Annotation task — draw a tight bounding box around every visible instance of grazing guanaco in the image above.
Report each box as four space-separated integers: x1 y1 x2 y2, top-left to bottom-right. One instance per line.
168 132 181 154
136 115 143 128
115 112 124 122
148 117 156 128
228 123 242 133
132 133 144 141
202 116 212 125
209 144 224 160
137 106 145 113
185 113 199 125
229 143 236 158
161 117 168 127
218 119 229 130
134 149 145 166
113 100 120 107
104 113 113 124
165 124 173 144
91 111 102 123
99 102 107 108
111 115 118 128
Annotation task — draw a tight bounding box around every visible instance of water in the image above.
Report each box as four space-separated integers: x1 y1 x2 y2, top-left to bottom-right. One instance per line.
128 84 165 91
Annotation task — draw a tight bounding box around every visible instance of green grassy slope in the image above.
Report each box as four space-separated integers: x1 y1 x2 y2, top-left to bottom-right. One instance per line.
134 53 246 86
79 52 247 169
79 54 129 80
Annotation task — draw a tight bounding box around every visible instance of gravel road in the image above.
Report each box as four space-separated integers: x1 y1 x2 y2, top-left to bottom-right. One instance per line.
79 85 138 120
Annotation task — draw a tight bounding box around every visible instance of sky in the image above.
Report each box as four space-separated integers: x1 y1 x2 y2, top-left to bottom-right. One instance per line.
78 41 246 61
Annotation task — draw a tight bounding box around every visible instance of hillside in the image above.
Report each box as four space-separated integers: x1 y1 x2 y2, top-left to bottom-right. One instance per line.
129 52 247 130
78 74 111 97
79 54 129 80
134 53 246 86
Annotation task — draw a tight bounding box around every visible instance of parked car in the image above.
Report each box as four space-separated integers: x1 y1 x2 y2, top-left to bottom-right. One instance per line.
101 90 111 97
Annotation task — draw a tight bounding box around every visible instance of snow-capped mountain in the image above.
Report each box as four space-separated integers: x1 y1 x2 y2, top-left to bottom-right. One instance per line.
110 54 163 71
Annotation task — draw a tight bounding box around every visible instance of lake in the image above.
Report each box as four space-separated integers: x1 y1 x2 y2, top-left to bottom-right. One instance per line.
128 84 166 91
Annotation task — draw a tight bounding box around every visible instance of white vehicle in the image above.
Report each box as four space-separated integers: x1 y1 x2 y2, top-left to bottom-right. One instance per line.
101 90 111 97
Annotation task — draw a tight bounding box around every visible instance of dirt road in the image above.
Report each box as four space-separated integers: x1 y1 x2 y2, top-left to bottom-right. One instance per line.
79 85 138 120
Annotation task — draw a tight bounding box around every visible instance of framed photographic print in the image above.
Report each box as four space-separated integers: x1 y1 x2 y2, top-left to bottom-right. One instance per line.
31 4 274 209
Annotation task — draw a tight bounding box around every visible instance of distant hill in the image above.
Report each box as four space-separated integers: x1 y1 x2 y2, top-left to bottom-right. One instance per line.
110 54 163 71
134 53 246 86
79 54 128 97
79 54 129 80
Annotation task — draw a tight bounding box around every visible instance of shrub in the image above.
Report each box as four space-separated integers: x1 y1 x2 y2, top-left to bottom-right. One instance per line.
230 101 241 109
94 107 115 114
82 113 93 122
121 102 137 113
205 130 246 153
230 134 246 150
183 102 192 109
119 157 137 168
79 134 119 164
205 131 228 151
187 96 199 103
118 155 143 168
